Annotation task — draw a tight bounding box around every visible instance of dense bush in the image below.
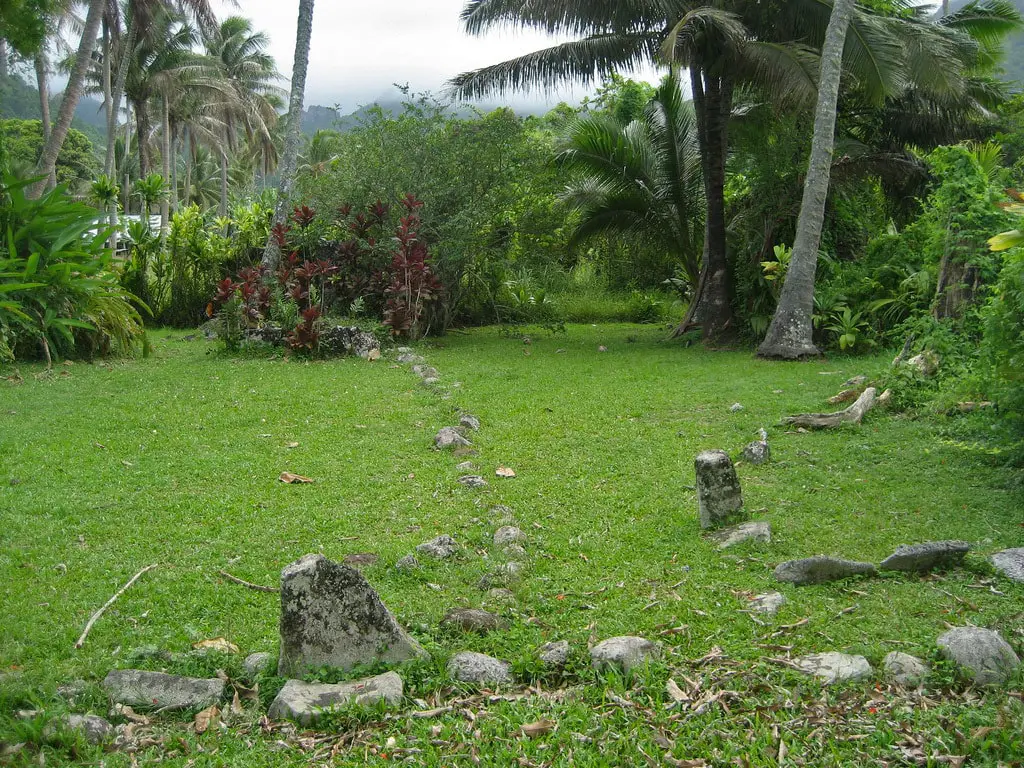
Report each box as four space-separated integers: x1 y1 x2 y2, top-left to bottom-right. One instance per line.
0 173 144 363
983 243 1024 460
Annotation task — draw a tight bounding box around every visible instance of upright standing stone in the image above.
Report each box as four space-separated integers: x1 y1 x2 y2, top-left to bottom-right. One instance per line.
695 450 744 529
278 554 427 678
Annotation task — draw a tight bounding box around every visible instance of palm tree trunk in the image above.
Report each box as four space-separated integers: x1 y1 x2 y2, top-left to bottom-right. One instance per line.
220 149 228 216
758 0 855 359
262 0 315 270
28 0 104 198
183 128 192 207
35 54 51 139
123 105 133 214
106 25 135 178
170 130 179 214
160 97 171 232
136 103 151 178
676 63 737 343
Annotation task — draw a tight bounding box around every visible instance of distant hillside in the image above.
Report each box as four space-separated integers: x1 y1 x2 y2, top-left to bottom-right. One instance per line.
0 73 107 146
300 98 549 136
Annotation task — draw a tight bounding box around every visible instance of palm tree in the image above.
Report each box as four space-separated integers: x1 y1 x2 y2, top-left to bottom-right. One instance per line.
29 0 104 198
757 0 855 359
205 15 283 215
759 0 1023 358
262 0 315 270
557 72 704 304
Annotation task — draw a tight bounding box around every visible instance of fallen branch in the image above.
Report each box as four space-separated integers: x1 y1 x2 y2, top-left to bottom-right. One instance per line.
75 563 158 649
783 387 876 429
218 569 279 593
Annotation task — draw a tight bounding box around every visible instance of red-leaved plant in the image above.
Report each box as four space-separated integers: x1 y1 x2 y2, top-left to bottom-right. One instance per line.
383 194 442 338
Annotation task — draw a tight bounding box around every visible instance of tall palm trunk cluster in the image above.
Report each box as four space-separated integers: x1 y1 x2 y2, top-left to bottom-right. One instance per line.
22 0 285 232
452 0 1021 355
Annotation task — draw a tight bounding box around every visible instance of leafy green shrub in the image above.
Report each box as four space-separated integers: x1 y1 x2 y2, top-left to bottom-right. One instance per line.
626 291 666 324
0 173 143 363
982 247 1024 459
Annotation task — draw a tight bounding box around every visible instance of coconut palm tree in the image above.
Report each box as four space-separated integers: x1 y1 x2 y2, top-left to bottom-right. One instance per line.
262 0 315 270
205 15 284 215
29 0 104 198
757 0 856 359
557 72 704 304
759 0 1023 358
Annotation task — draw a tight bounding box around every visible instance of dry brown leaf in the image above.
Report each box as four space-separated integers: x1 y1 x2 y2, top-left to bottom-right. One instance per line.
667 760 708 768
231 689 243 715
234 681 259 701
495 466 517 478
285 441 300 449
113 704 149 725
279 472 313 484
194 705 220 734
192 637 240 654
411 707 452 718
666 678 688 703
367 349 381 362
519 719 556 738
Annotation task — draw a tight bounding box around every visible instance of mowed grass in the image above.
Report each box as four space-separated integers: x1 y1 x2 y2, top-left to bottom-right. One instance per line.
1 324 1022 766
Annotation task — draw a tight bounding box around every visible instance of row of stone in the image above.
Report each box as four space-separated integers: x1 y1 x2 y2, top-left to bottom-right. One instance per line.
774 542 1024 586
793 625 1020 687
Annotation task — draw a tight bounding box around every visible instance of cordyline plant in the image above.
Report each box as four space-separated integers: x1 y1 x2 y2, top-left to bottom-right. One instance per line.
383 194 443 339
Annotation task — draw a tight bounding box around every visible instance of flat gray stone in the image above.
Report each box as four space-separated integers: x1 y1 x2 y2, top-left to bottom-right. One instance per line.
793 653 872 683
774 556 876 586
422 377 440 387
730 403 744 412
458 475 488 488
447 652 513 685
743 440 770 465
590 636 659 674
277 554 427 678
883 652 930 686
103 670 224 711
416 535 458 559
342 553 379 568
708 521 771 550
243 652 273 678
538 641 570 669
487 588 515 603
937 627 1020 685
396 352 423 364
502 544 527 558
43 714 113 745
440 608 504 634
56 680 87 701
695 450 744 529
455 461 476 472
395 554 421 571
493 526 526 547
434 427 470 450
413 364 439 379
991 548 1024 582
268 672 403 725
460 414 481 431
880 541 970 573
748 592 786 615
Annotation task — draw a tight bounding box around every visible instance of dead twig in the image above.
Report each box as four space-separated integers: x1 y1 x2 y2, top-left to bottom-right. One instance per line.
783 388 877 429
75 564 158 649
218 569 279 593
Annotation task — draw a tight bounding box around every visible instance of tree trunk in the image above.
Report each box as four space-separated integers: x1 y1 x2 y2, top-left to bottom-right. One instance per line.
676 64 737 343
183 128 192 207
34 53 58 190
122 105 133 215
262 0 315 270
170 130 179 214
28 0 105 198
136 103 151 178
160 97 171 232
0 38 8 78
758 0 854 360
106 25 136 178
219 149 228 216
35 54 51 139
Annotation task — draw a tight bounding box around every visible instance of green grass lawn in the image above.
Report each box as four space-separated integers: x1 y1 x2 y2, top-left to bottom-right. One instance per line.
1 324 1022 766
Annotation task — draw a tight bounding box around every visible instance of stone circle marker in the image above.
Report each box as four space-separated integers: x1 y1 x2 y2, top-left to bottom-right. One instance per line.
268 672 404 724
774 555 876 585
694 450 744 529
991 548 1024 582
278 554 427 678
879 541 970 572
937 626 1020 685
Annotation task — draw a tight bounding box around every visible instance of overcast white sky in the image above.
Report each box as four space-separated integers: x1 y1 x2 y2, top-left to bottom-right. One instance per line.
212 0 660 112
